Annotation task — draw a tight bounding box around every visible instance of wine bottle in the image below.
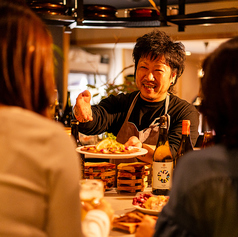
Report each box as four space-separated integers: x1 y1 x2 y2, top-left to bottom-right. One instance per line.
152 115 173 195
53 96 61 122
61 91 73 127
175 120 193 167
71 119 80 146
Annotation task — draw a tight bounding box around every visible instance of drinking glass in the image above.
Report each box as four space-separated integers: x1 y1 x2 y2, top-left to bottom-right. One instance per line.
79 179 104 220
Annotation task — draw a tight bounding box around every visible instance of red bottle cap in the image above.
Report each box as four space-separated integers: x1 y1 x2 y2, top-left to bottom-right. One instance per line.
182 120 190 135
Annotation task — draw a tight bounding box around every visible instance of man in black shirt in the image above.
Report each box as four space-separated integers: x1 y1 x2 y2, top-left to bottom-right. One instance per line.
73 30 199 162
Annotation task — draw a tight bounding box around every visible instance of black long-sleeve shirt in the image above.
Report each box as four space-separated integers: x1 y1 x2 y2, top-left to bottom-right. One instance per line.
78 91 199 157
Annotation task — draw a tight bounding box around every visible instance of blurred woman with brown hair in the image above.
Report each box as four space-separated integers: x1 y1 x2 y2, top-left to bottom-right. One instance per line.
0 1 113 237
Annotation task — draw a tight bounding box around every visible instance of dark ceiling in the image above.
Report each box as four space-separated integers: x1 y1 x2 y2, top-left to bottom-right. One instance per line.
82 0 232 10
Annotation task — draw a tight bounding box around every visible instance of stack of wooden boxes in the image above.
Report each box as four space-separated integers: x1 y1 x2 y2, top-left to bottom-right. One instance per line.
117 162 151 192
84 162 116 190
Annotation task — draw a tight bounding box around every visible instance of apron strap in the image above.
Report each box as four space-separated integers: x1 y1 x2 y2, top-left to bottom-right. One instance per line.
148 94 170 129
165 93 170 114
139 94 171 143
165 93 170 130
123 91 140 123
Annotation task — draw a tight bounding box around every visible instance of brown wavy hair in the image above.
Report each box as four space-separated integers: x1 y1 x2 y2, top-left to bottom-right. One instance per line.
0 1 55 116
200 37 238 147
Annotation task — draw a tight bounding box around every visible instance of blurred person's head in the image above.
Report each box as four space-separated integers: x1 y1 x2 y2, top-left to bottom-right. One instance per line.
200 37 238 147
0 0 55 116
133 30 185 94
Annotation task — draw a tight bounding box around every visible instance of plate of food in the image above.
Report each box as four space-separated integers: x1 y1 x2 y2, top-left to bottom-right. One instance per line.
132 193 169 215
76 137 148 158
134 205 160 215
76 144 148 159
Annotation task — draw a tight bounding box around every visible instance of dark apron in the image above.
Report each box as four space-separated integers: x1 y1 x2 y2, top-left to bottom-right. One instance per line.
111 92 170 165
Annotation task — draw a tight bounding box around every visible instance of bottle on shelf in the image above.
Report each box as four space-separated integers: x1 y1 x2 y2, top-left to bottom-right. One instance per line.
152 115 173 196
61 91 73 127
175 120 193 167
71 119 80 146
53 96 61 122
201 130 215 148
51 89 61 122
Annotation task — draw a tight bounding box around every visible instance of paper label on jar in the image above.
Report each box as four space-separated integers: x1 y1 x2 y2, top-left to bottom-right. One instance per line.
152 161 173 189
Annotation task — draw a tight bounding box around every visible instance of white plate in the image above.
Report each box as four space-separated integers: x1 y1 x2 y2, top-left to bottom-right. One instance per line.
76 145 148 159
133 205 160 215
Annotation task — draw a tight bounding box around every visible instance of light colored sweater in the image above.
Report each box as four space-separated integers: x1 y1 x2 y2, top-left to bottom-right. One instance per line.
0 106 110 237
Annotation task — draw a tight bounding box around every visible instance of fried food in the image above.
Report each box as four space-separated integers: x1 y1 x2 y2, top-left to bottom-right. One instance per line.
144 196 169 211
113 211 158 234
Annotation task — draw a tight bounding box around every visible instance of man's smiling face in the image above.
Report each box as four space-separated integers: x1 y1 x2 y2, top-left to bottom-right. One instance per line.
136 55 176 102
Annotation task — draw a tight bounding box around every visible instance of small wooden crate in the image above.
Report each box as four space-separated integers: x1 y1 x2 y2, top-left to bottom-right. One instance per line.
84 162 116 190
117 162 151 193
